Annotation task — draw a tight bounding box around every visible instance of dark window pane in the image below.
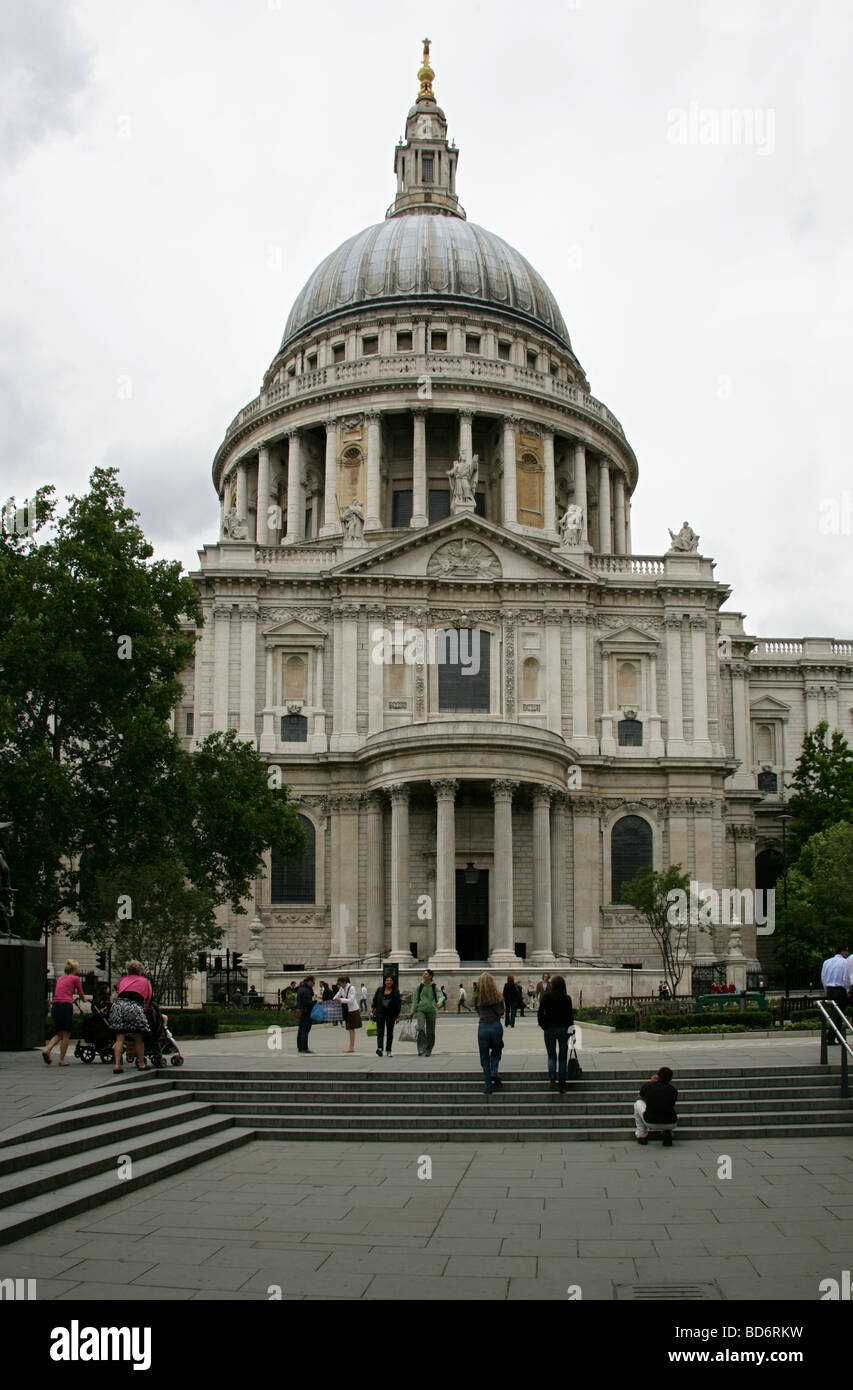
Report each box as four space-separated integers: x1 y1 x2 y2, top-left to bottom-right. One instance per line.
281 714 308 742
185 712 194 736
618 718 643 747
392 490 413 527
429 490 451 523
422 155 434 182
475 491 486 518
271 815 315 904
611 815 653 902
757 770 778 793
437 630 490 711
396 331 413 351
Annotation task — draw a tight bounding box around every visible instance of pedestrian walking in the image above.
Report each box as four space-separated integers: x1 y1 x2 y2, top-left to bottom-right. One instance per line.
360 982 368 1015
107 960 152 1073
475 972 504 1095
333 976 362 1052
822 946 850 1016
534 972 551 1009
295 974 316 1053
372 975 401 1056
516 979 526 1018
439 984 448 1012
537 974 575 1093
410 969 441 1056
503 974 518 1028
43 960 88 1066
458 982 471 1013
634 1067 678 1146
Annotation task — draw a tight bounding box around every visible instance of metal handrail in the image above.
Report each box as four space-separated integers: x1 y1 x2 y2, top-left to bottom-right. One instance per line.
816 999 852 1097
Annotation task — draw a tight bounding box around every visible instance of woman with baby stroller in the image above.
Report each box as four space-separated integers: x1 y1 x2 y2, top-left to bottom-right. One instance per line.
107 960 153 1073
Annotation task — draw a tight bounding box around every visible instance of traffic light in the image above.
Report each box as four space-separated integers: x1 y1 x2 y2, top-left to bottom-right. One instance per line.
232 952 243 970
95 951 106 970
214 955 222 972
196 952 208 973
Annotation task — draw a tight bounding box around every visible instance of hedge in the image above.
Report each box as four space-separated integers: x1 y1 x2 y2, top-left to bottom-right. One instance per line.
44 1010 218 1040
644 1012 776 1032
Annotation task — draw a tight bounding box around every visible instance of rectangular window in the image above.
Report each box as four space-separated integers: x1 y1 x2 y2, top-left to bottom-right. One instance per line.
392 490 413 527
428 489 451 523
287 363 296 377
281 714 308 743
526 350 538 370
306 353 317 370
185 712 194 736
396 331 413 351
437 630 491 712
421 154 434 182
465 334 481 354
362 335 378 356
474 491 486 518
332 343 345 363
430 330 447 351
498 341 511 360
550 361 559 376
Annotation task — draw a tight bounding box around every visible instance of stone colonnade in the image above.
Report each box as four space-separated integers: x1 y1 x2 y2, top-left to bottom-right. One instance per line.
221 409 632 551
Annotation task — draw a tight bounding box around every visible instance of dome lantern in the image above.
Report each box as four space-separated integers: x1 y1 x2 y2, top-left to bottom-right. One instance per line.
387 38 465 220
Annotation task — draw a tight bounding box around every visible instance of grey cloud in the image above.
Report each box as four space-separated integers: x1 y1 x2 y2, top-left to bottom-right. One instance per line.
0 1 91 163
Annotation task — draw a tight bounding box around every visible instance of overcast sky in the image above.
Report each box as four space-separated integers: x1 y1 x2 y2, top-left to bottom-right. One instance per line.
2 0 851 635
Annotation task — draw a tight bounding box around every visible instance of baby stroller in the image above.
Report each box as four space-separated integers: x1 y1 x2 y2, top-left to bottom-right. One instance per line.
74 1001 116 1065
144 1000 184 1068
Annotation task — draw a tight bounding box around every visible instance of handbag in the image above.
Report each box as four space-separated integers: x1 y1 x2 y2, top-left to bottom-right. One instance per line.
567 1042 582 1081
398 1016 418 1043
309 1002 325 1023
366 1021 377 1036
349 1008 363 1029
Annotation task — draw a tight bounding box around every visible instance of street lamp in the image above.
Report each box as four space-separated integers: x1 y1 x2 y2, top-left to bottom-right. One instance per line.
779 812 793 1000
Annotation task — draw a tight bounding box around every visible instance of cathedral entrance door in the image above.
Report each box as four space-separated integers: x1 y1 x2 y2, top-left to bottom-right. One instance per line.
455 869 489 961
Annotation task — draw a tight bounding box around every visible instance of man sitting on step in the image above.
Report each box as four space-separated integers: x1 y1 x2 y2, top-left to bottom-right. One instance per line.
634 1066 678 1147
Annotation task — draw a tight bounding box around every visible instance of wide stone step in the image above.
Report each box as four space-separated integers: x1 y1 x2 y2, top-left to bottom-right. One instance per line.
0 1088 190 1152
0 1126 253 1248
171 1065 832 1083
248 1120 853 1143
229 1105 852 1131
0 1101 216 1177
180 1081 842 1104
0 1110 229 1209
199 1096 849 1120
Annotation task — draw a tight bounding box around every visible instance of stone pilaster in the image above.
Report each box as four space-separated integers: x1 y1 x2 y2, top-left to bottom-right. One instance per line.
365 409 382 531
213 604 231 732
429 778 460 968
411 409 427 527
237 604 258 744
320 419 341 537
664 613 689 755
364 792 385 959
530 787 556 965
387 784 412 963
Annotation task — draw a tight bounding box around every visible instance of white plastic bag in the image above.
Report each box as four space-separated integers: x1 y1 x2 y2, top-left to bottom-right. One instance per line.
399 1016 418 1043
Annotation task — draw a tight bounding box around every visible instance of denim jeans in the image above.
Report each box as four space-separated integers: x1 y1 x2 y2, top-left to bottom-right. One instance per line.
543 1026 569 1085
478 1019 504 1092
415 1010 436 1054
296 1015 313 1051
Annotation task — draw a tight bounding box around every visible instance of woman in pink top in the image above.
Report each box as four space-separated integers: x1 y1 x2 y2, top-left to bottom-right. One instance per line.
106 959 152 1073
43 960 87 1065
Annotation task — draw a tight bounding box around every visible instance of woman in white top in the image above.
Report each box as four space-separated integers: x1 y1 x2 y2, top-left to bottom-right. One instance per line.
333 975 362 1053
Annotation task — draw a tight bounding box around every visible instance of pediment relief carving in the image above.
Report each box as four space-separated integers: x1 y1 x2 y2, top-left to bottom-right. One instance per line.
427 538 502 579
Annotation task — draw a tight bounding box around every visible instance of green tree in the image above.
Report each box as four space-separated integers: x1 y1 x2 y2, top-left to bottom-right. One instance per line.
621 865 692 997
784 821 853 972
786 721 853 859
0 469 305 958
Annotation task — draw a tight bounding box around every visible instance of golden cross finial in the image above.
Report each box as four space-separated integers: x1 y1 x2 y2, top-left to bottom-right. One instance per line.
418 37 435 99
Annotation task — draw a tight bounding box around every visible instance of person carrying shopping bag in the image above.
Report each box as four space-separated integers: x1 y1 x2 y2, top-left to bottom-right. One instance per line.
372 975 402 1056
333 975 362 1054
409 969 441 1057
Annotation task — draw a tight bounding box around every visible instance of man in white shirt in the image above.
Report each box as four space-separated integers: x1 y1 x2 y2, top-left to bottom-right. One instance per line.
821 947 850 1034
360 983 368 1015
458 983 470 1013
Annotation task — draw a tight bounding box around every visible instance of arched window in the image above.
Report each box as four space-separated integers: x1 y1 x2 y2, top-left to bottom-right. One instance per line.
618 718 643 747
754 723 775 763
522 657 540 702
617 660 639 706
271 815 316 904
283 655 306 701
611 815 653 902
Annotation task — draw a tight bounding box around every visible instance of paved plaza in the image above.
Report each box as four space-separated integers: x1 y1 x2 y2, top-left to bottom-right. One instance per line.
1 1021 850 1300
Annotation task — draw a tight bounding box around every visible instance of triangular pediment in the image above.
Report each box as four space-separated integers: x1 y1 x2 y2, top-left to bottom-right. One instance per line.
262 614 328 640
598 623 661 650
329 514 595 583
749 694 791 716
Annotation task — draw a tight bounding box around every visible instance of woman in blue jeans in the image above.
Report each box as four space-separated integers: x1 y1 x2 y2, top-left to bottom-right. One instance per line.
475 972 505 1094
537 974 575 1093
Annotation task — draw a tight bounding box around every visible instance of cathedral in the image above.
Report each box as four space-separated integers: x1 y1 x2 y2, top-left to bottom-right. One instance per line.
172 43 851 1002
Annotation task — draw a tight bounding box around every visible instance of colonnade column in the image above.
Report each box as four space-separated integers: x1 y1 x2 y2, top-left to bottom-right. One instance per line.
613 473 626 555
573 441 588 543
365 410 382 531
212 604 231 731
237 604 257 745
364 793 385 960
236 462 248 528
458 410 473 468
543 429 557 536
430 779 460 968
551 794 569 958
625 497 632 554
387 784 412 963
531 788 556 965
502 416 518 530
256 447 271 545
411 410 427 527
490 779 519 966
598 458 612 553
320 419 340 537
284 430 304 544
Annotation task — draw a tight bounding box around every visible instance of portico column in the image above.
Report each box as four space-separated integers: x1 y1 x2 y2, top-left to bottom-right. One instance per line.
502 416 518 530
613 472 626 555
573 441 588 543
543 429 557 536
365 410 382 531
237 605 258 745
256 446 271 545
364 793 385 959
551 794 569 958
320 419 341 537
212 604 231 732
411 409 428 527
387 784 412 963
598 458 612 552
430 779 460 968
284 430 304 544
531 788 556 965
490 779 519 966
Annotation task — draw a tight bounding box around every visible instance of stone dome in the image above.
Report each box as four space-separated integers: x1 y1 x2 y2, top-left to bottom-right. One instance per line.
280 215 572 353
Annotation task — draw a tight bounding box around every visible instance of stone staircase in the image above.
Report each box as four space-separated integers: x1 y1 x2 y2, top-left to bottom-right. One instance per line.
1 1063 848 1246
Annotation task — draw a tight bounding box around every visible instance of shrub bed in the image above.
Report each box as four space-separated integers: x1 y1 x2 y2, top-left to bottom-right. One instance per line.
644 1011 772 1032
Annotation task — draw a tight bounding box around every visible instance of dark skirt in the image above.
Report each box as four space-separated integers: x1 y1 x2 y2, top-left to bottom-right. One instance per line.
345 1009 362 1030
51 1001 73 1032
